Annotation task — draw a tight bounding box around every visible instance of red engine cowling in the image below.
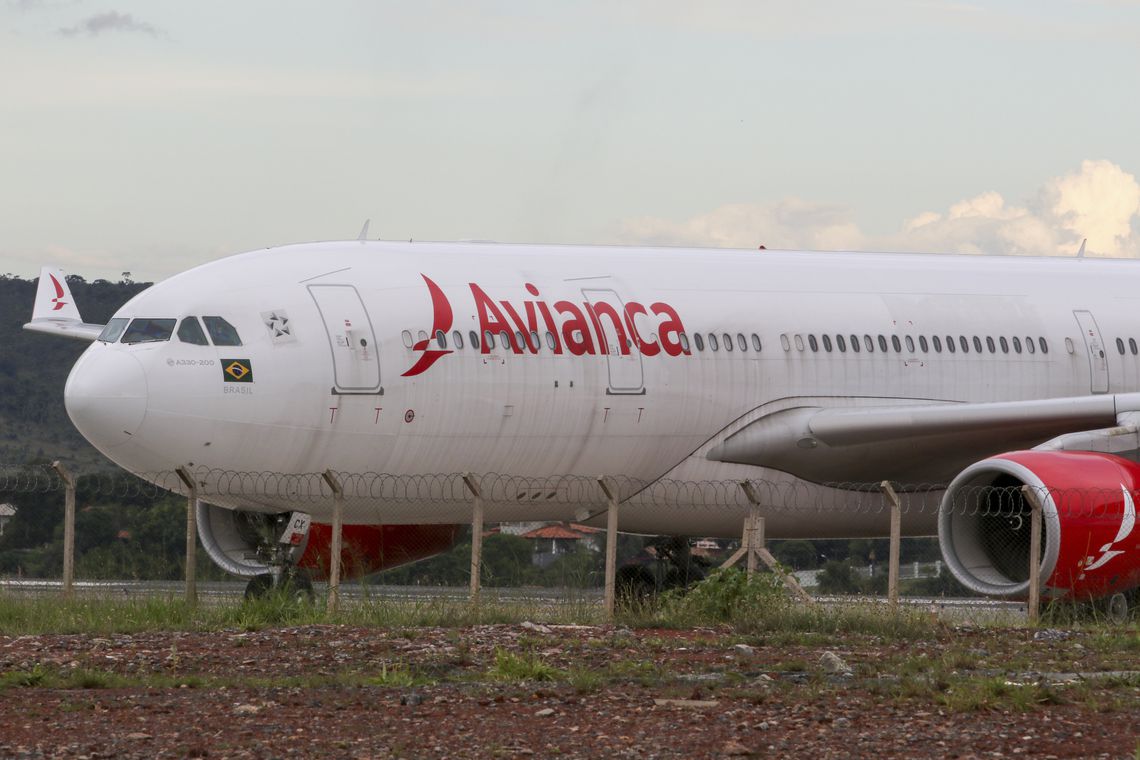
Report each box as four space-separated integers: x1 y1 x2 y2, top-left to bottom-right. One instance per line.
940 451 1140 600
297 523 459 580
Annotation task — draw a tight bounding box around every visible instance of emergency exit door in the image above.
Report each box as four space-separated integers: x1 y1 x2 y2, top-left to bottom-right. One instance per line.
308 284 382 394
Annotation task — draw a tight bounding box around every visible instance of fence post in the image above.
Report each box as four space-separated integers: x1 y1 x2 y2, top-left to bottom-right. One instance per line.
880 481 902 609
737 481 814 604
1021 485 1043 625
174 467 198 606
50 462 75 598
321 470 345 614
598 477 620 619
462 474 483 603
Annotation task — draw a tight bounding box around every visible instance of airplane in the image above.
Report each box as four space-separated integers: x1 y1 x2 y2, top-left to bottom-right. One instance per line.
22 240 1140 609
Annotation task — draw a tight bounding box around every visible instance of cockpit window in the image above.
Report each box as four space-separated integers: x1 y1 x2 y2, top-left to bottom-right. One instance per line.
177 317 209 345
98 318 129 343
202 316 242 346
121 318 176 344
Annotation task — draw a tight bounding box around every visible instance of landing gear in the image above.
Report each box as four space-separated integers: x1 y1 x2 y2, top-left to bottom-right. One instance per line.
243 568 315 603
615 536 711 605
236 510 315 603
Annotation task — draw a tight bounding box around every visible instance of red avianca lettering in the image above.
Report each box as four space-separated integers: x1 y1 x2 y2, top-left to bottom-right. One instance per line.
402 276 691 377
470 282 690 358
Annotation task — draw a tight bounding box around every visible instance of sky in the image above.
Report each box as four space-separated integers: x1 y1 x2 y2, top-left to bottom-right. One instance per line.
2 1 1140 282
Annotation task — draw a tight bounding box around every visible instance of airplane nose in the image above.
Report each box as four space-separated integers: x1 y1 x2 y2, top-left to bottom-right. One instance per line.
65 348 148 449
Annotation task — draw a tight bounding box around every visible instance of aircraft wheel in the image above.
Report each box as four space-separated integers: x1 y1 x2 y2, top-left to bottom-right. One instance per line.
283 571 315 603
244 574 274 600
1106 592 1129 623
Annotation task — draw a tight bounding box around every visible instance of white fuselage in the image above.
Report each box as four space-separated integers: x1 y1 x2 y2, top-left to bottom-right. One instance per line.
63 242 1140 537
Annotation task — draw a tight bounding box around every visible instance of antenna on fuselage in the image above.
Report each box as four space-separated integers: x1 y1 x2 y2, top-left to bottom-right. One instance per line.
356 219 371 242
1076 238 1087 258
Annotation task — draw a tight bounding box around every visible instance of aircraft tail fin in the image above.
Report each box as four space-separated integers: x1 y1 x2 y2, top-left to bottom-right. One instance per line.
24 266 105 341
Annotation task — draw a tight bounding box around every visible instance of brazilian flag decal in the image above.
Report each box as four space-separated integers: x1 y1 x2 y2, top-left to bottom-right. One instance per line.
222 359 253 383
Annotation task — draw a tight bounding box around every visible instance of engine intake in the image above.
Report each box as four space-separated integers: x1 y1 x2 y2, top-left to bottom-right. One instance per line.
939 451 1140 600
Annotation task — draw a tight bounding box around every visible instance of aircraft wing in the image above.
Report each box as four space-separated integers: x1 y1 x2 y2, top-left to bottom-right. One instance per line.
707 393 1140 486
22 266 105 342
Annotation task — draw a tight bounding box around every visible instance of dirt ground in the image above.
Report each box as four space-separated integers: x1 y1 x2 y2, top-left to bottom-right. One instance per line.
1 623 1138 759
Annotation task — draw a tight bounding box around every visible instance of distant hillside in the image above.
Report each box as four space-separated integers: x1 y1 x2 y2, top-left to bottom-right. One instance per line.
0 274 150 470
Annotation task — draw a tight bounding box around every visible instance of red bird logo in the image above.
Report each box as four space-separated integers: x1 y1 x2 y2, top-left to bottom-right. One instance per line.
49 273 68 311
401 275 454 377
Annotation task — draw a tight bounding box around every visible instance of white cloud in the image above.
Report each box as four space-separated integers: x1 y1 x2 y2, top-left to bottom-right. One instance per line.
58 11 161 37
617 160 1140 258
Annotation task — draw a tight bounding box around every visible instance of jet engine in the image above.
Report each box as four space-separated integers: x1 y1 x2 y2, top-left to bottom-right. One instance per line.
196 502 460 580
939 451 1140 601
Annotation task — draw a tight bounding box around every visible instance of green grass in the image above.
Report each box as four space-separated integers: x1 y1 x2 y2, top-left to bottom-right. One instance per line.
487 649 564 682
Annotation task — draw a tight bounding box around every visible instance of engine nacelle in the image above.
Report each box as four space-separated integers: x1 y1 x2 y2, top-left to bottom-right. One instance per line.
939 451 1140 600
196 502 460 580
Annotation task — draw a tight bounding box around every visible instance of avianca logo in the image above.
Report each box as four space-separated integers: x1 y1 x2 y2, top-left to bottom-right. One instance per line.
49 273 68 311
1079 484 1137 578
401 274 691 377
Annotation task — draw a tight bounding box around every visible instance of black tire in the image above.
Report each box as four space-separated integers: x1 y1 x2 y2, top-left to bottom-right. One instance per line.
616 565 657 605
283 571 315 603
244 574 274 600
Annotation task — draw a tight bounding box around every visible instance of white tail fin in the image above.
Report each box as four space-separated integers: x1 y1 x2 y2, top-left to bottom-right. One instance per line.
24 266 104 341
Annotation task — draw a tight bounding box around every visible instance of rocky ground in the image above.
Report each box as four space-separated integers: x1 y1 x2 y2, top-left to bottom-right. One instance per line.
1 622 1138 758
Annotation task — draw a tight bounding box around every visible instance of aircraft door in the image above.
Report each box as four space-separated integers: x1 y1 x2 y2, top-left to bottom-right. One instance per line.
308 284 383 394
1073 310 1109 393
581 288 645 395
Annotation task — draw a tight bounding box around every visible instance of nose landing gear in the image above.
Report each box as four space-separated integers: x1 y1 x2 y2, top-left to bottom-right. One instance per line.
237 510 317 602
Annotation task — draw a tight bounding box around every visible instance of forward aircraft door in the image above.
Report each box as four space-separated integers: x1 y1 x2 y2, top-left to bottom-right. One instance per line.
581 288 645 395
308 284 382 394
1073 310 1109 393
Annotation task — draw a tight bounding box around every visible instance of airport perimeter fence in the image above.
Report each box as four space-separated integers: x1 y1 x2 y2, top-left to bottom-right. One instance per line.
0 460 1131 610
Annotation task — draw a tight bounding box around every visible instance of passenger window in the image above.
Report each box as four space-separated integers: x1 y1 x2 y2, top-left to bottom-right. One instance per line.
877 335 888 352
401 330 414 348
694 333 705 352
985 336 995 353
709 333 720 351
452 330 464 349
177 317 209 345
499 331 512 351
737 333 747 351
959 336 969 353
837 334 846 352
890 335 901 352
1026 336 1035 354
724 333 734 352
946 336 956 353
780 334 790 351
546 331 557 350
864 335 874 352
436 330 447 349
1065 337 1075 354
484 330 495 349
973 336 983 353
905 335 915 353
999 336 1008 353
918 335 928 352
851 334 861 353
121 318 176 344
1039 337 1049 354
1131 338 1138 356
202 316 242 346
514 331 525 350
821 334 831 352
680 332 691 352
751 334 762 352
794 335 804 351
932 335 942 353
1012 336 1021 353
1118 338 1126 355
808 334 818 352
529 331 540 351
98 317 129 343
469 330 480 349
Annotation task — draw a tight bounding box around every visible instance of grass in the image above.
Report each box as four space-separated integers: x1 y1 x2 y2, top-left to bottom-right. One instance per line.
487 648 564 682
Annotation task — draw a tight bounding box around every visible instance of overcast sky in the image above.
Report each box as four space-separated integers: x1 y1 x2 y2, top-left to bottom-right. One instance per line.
3 1 1140 282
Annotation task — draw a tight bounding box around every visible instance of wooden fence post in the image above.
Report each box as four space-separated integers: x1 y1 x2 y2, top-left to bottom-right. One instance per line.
51 462 75 598
1021 485 1043 625
174 467 198 606
463 474 483 603
321 470 345 613
880 481 902 609
598 478 620 619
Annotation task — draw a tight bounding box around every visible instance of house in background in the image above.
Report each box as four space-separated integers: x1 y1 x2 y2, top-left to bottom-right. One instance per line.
0 503 14 537
520 522 602 568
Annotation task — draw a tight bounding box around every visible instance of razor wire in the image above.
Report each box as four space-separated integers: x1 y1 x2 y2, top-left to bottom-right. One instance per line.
4 461 1139 522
